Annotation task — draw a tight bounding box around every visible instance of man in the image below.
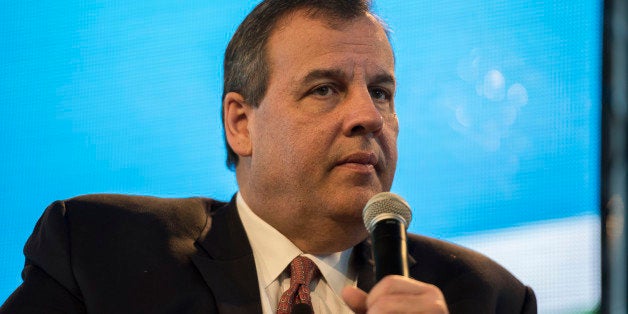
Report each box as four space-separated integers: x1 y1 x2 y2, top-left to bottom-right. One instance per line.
1 0 536 313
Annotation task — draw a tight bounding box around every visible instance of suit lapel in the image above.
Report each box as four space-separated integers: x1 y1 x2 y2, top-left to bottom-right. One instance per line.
354 237 417 292
191 196 262 314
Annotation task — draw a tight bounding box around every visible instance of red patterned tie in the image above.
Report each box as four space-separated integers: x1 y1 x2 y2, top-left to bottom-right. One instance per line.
276 256 319 314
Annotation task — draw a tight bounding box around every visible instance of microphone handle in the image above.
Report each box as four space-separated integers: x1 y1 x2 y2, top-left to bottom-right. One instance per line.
371 218 409 282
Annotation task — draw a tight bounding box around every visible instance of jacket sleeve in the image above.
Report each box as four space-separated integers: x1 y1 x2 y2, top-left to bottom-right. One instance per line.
0 201 86 314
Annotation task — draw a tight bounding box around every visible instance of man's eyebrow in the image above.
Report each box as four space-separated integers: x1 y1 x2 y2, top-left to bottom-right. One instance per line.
299 69 396 86
370 73 396 86
300 69 347 85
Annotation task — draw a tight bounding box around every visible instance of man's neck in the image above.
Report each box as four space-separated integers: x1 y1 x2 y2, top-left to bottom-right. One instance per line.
237 192 368 254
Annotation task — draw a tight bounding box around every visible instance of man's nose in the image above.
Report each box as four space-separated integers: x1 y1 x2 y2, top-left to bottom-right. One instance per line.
342 87 385 137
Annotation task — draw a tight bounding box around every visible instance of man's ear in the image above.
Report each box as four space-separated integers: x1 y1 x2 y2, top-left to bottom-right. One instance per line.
223 92 253 157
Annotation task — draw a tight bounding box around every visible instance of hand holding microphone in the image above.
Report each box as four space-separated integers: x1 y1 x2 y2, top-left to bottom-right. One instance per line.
342 192 449 314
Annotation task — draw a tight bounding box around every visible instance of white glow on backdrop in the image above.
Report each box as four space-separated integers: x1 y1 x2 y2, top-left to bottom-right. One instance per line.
455 215 600 313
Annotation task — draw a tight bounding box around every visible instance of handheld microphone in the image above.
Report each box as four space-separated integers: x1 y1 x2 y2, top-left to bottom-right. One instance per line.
362 192 412 282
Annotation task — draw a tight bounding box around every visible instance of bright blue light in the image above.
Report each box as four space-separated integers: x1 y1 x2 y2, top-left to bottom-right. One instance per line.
0 0 602 311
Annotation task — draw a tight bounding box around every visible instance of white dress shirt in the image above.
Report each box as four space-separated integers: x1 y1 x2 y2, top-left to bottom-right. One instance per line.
236 193 357 314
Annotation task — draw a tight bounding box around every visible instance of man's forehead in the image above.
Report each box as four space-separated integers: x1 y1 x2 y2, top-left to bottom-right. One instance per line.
268 10 393 61
263 8 395 94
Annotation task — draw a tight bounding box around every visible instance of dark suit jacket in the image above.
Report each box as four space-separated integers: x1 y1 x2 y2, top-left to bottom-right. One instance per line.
1 194 536 313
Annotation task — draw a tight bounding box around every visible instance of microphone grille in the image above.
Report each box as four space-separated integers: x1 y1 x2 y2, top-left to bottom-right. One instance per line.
362 192 412 232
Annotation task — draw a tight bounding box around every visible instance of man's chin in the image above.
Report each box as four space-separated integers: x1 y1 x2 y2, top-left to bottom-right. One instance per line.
316 185 387 217
325 197 372 223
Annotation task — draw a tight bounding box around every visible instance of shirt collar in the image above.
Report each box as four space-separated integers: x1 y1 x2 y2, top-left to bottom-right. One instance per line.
306 250 354 296
236 192 354 295
237 192 300 289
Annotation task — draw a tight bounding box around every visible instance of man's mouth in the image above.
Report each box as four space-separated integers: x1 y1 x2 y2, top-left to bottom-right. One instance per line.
336 152 379 173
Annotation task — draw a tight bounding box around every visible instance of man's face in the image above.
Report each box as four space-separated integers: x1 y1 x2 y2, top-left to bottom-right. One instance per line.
246 11 398 223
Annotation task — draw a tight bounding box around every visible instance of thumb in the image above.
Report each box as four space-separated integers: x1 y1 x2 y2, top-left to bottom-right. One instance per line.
341 286 368 314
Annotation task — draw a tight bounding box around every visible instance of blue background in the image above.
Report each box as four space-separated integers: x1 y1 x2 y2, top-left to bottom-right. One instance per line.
0 0 601 312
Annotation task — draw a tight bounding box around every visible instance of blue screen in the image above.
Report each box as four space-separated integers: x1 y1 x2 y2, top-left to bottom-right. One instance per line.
0 1 602 312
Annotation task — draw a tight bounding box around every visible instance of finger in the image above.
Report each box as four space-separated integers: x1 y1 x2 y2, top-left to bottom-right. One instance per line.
341 286 368 314
368 293 449 314
366 275 446 309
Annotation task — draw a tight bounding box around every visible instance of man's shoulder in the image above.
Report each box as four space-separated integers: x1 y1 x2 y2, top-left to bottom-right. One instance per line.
58 193 227 220
408 233 496 265
26 193 234 268
63 193 225 213
37 193 231 241
406 233 536 312
17 194 230 312
406 233 519 284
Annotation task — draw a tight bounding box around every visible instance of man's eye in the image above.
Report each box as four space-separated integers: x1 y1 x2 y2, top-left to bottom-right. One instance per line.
311 85 335 97
370 88 390 101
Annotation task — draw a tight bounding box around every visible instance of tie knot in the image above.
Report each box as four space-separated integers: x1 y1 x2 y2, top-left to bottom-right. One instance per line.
277 256 319 313
289 256 318 286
